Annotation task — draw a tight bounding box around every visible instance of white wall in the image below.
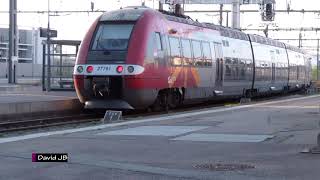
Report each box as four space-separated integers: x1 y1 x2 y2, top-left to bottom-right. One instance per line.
0 63 42 78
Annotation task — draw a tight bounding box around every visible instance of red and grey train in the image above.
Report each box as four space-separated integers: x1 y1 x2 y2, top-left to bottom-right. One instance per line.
73 7 312 110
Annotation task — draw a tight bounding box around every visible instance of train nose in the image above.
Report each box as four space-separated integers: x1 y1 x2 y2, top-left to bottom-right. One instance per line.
90 76 122 99
92 79 110 97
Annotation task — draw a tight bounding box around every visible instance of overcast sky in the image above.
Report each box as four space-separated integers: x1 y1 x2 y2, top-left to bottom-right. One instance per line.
0 0 319 53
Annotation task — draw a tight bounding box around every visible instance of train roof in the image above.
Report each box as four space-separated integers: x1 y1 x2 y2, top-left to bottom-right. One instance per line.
100 7 148 21
100 6 305 54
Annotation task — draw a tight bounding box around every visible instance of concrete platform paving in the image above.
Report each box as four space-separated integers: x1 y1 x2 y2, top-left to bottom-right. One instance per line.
1 95 320 180
0 83 81 119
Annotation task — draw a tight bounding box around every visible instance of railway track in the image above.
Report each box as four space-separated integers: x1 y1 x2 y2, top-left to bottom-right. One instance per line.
0 101 227 134
0 114 102 134
0 90 311 134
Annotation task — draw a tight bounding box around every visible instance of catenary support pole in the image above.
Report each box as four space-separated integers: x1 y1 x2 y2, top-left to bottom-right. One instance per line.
219 4 223 26
317 39 319 80
232 0 240 29
46 0 51 91
8 0 18 84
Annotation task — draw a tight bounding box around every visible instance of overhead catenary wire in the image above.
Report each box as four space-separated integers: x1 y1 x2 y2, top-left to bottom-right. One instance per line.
1 9 320 14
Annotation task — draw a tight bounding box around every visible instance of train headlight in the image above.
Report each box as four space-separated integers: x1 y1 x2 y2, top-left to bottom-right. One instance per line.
116 66 123 73
77 66 84 73
127 66 134 73
86 66 94 73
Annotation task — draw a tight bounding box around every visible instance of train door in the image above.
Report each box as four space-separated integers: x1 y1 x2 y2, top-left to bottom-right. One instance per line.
167 36 182 88
214 43 223 87
154 32 165 66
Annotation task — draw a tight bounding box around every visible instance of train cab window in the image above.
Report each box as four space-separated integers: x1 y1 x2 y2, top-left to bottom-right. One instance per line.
155 32 163 51
191 40 203 66
91 23 134 51
181 39 193 66
169 36 182 66
202 41 212 66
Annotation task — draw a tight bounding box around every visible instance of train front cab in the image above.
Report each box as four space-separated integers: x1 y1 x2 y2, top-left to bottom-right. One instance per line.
74 8 162 110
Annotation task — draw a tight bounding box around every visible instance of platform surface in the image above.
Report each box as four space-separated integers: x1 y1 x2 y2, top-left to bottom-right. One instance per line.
0 83 80 118
1 95 320 180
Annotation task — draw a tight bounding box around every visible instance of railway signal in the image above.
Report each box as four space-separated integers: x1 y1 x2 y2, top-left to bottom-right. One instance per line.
160 0 276 29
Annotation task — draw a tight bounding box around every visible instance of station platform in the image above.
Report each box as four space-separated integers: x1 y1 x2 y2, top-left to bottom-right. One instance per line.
0 94 320 179
0 82 81 120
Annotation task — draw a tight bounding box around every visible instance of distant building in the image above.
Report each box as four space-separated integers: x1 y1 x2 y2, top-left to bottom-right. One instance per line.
0 28 46 78
0 28 44 64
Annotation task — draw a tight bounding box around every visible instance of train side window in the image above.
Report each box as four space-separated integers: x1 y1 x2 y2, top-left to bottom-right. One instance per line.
224 57 230 64
181 39 193 66
224 57 232 80
202 41 212 66
168 36 182 66
225 64 231 79
155 32 162 51
232 58 238 65
191 40 203 66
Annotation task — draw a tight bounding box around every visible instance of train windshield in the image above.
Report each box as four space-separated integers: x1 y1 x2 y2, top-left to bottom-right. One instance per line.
91 23 134 51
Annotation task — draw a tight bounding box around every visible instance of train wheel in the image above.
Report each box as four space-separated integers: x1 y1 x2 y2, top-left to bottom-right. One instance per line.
151 89 181 112
167 89 181 109
150 90 169 112
150 94 162 112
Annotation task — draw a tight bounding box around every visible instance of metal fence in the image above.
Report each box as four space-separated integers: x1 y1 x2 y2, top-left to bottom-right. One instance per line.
42 40 81 91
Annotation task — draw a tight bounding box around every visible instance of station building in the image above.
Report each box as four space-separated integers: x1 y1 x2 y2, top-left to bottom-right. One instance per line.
0 28 44 78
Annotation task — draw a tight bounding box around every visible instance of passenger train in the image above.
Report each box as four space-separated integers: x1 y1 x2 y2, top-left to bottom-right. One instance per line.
73 6 312 110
